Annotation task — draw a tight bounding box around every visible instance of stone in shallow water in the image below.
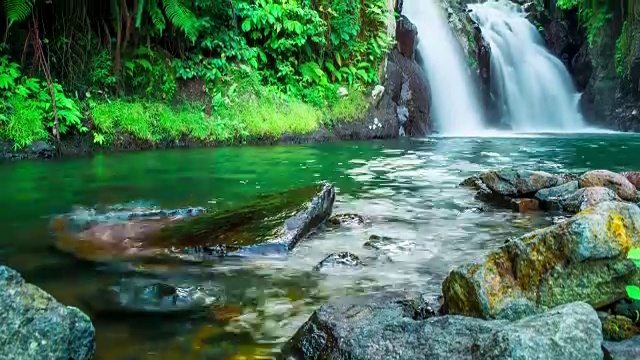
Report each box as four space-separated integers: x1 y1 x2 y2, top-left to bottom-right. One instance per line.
534 180 579 203
580 170 637 201
313 252 364 271
281 293 603 360
84 277 222 315
54 183 335 262
327 213 366 227
561 187 621 213
476 169 572 197
0 266 95 360
442 201 640 320
510 198 540 212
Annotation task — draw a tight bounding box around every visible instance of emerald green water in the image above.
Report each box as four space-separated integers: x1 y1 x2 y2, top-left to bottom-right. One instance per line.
1 133 639 359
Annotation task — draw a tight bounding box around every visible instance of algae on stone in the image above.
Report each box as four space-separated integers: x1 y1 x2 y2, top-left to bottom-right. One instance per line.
443 201 640 319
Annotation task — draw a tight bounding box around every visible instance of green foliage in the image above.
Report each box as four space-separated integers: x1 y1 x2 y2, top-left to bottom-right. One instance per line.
1 0 391 148
3 0 33 29
0 55 86 149
616 20 634 79
626 248 640 300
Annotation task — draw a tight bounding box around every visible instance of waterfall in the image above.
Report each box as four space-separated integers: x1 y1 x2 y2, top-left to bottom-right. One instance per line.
403 0 485 135
468 0 586 132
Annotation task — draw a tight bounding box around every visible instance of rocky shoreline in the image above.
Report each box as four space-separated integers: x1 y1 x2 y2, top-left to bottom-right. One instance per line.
280 168 640 360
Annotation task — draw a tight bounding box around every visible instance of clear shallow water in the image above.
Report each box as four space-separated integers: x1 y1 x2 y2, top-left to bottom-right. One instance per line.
1 134 640 359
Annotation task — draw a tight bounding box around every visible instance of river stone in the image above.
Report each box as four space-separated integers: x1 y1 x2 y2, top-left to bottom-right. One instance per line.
510 198 540 212
603 335 640 359
534 180 579 202
54 183 335 262
472 169 571 197
622 171 640 190
442 201 640 320
84 277 222 315
561 187 621 213
0 266 95 359
313 252 364 271
579 170 637 201
282 292 603 360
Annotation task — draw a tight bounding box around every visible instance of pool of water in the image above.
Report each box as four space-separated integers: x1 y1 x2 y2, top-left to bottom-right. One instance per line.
1 133 640 359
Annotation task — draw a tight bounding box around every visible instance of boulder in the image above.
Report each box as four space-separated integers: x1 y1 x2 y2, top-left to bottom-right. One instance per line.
535 180 579 203
465 169 573 197
54 183 335 262
579 170 637 201
603 335 640 360
282 293 603 360
327 213 366 227
622 172 640 190
396 15 418 59
442 201 640 320
387 49 431 136
561 187 621 213
84 277 223 315
0 266 95 359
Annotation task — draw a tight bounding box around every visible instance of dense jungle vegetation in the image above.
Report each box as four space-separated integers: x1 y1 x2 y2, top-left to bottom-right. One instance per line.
0 0 394 149
554 0 638 78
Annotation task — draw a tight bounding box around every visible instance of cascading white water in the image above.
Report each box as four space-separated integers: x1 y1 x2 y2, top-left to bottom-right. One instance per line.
468 0 586 132
404 0 485 135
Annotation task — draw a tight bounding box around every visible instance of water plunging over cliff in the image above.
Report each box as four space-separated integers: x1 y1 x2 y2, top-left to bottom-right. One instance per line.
404 0 485 135
469 0 586 132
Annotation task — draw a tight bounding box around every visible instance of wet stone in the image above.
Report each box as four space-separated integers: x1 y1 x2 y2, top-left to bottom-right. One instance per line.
53 183 335 262
327 213 366 227
603 335 640 359
510 198 540 212
363 235 395 250
313 252 364 271
84 278 222 315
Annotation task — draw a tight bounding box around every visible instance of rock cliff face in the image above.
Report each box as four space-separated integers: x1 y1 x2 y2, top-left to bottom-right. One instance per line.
532 3 640 131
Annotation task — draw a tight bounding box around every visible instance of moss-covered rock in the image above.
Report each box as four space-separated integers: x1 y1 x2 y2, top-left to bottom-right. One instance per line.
54 183 335 262
602 315 637 341
442 201 640 320
0 266 96 359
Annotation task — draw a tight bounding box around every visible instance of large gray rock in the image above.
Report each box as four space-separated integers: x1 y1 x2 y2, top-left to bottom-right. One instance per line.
282 293 603 360
443 201 640 320
579 170 637 201
0 266 95 359
561 187 621 213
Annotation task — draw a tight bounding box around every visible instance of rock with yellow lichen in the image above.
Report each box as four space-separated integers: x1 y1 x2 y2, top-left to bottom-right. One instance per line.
602 315 637 341
442 201 640 320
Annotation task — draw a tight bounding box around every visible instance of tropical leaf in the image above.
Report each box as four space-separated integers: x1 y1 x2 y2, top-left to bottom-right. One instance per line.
162 0 198 41
626 285 640 300
148 0 166 34
3 0 34 27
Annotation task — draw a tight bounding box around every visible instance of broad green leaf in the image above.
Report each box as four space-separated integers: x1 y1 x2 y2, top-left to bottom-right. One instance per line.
626 285 640 300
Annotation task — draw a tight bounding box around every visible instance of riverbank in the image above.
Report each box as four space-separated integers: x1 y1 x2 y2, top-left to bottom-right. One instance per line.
0 83 404 161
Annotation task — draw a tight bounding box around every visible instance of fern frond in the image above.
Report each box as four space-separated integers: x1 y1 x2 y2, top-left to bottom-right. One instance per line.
149 0 166 34
162 0 198 41
4 0 34 27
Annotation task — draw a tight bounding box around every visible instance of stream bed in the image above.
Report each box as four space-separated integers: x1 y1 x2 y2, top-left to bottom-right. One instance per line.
1 133 639 359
